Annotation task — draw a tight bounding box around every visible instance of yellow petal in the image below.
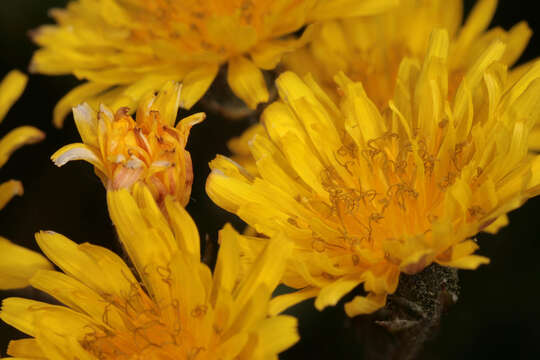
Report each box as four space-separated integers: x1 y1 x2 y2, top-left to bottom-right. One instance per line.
106 188 177 292
314 276 362 311
437 240 490 270
180 64 219 109
1 297 42 336
233 233 292 310
251 315 300 358
228 123 265 156
227 56 269 109
152 81 183 127
0 70 27 123
452 0 498 64
482 214 509 234
7 338 45 358
206 169 254 213
209 154 254 183
53 82 110 128
30 269 124 329
168 251 209 323
50 143 106 174
441 255 490 270
34 230 133 297
1 297 94 340
250 36 311 71
0 126 45 168
215 333 249 359
72 103 98 148
212 224 241 300
344 293 387 317
0 237 53 290
268 287 320 316
309 0 398 21
164 195 200 260
0 179 23 210
501 21 532 67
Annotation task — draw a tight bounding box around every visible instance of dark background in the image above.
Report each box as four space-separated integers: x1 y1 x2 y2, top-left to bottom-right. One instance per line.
1 1 539 359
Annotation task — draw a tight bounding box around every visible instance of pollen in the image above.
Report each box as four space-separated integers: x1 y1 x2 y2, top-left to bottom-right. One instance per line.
207 29 540 316
1 185 299 359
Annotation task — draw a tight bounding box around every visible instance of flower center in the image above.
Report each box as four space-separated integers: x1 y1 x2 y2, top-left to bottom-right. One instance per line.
306 126 480 269
103 107 193 205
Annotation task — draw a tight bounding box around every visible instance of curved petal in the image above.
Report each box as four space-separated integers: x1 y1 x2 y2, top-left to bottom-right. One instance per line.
437 240 490 270
50 143 105 174
0 237 53 290
344 293 387 317
227 56 269 109
452 0 498 65
53 82 110 128
268 287 319 316
34 231 134 297
0 179 23 211
0 70 27 123
180 64 219 109
72 103 98 148
314 275 362 311
0 126 45 168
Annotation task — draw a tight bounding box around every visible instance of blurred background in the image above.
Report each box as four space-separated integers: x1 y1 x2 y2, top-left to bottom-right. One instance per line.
1 1 539 359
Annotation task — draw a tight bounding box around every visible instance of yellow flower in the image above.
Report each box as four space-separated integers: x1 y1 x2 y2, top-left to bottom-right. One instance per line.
52 82 203 206
31 0 398 127
231 0 534 176
0 70 50 290
284 0 532 109
206 30 540 316
1 184 298 359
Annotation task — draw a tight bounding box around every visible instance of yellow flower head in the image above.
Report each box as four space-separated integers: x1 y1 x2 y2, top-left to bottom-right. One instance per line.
284 0 532 109
31 0 398 127
229 0 533 176
206 30 540 316
1 184 298 359
52 82 203 206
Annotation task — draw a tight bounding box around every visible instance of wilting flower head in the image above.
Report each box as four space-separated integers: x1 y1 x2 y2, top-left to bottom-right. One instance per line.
52 82 203 206
0 70 49 290
31 0 398 127
206 30 540 316
1 184 298 359
284 0 532 109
